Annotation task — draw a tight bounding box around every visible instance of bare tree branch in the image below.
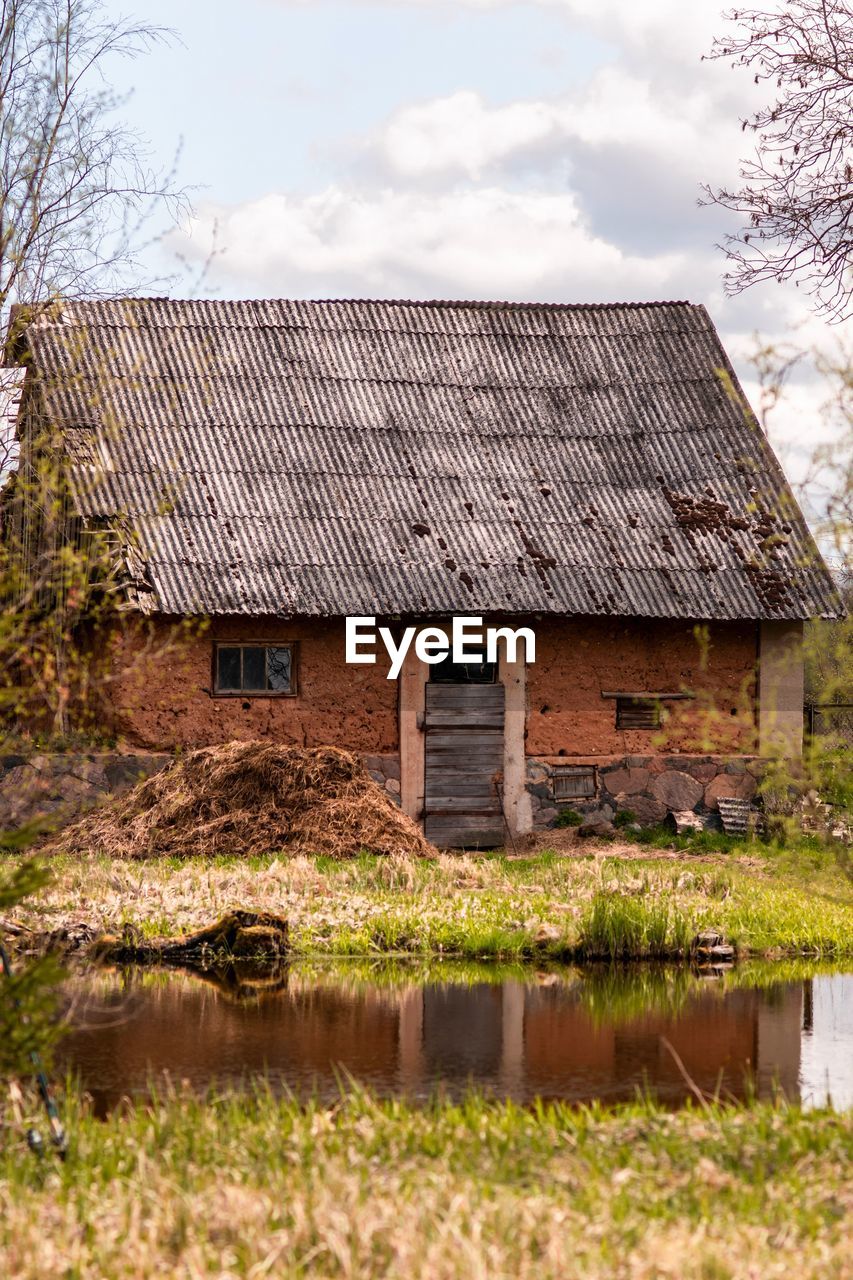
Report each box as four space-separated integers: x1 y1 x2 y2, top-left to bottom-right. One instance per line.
0 0 189 326
701 0 853 321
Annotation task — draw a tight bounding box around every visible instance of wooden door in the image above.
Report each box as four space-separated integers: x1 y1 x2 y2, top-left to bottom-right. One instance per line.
424 683 505 848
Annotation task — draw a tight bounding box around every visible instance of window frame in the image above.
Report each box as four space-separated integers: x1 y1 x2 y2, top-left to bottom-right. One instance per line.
551 765 598 802
601 690 694 732
614 696 662 731
211 640 298 698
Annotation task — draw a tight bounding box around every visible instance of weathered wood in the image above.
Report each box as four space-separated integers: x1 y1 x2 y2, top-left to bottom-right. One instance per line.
426 731 504 749
425 812 505 828
426 685 503 707
426 762 502 777
425 757 502 768
424 681 505 848
89 911 289 964
425 817 504 833
424 711 506 729
425 822 504 848
425 796 501 814
426 759 502 775
425 780 498 796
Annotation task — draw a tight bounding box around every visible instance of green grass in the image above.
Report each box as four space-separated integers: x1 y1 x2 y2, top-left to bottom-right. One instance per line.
10 841 853 961
0 1087 850 1279
578 890 695 959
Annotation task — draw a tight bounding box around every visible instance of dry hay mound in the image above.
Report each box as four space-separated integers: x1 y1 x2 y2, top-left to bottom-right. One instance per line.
53 742 435 860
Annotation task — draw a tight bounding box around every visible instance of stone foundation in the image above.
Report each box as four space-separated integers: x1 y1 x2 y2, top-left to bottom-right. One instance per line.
362 753 402 804
0 748 406 832
0 751 171 831
0 746 764 838
526 755 764 829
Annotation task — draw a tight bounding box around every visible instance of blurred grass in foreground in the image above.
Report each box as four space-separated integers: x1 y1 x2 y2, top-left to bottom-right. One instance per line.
0 1086 850 1279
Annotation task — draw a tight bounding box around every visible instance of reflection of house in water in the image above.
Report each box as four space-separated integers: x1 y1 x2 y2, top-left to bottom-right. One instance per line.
401 981 803 1105
60 973 805 1116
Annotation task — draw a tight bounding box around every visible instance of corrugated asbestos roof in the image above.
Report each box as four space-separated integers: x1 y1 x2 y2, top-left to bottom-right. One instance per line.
22 297 841 620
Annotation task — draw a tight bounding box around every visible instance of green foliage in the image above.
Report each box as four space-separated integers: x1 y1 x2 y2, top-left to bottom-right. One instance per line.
0 857 63 1078
578 891 694 960
613 809 637 828
629 824 751 855
18 845 853 958
553 807 583 828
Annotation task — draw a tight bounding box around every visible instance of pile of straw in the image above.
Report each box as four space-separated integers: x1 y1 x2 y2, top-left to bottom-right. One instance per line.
53 742 434 860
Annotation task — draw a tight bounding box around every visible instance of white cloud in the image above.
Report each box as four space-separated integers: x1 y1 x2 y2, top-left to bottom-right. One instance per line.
377 92 556 181
371 68 742 185
180 184 684 299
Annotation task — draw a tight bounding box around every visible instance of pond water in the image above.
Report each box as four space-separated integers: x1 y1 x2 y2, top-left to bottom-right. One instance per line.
58 963 853 1117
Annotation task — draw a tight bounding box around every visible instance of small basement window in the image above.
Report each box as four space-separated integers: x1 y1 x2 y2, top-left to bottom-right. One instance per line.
551 765 597 801
615 697 661 730
214 643 296 695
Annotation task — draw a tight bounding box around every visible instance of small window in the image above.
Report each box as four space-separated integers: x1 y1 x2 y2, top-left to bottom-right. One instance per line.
551 765 597 801
616 697 661 730
214 643 295 695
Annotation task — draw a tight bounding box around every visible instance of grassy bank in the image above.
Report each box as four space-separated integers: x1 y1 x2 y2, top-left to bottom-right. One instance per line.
1 1089 850 1279
7 842 853 959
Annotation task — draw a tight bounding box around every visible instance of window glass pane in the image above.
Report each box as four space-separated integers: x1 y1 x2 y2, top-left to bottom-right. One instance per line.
217 647 241 691
266 646 292 692
242 647 267 691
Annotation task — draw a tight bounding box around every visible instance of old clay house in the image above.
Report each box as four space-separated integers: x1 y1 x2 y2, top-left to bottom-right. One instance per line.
5 297 842 846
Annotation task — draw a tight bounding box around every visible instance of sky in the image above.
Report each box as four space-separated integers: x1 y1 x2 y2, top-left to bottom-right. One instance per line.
100 0 848 544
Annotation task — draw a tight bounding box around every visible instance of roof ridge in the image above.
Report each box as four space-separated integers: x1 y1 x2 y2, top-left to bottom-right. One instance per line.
58 296 700 313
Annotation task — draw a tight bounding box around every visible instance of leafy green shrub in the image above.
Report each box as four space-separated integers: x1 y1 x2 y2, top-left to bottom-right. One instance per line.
629 824 673 846
554 808 583 828
613 809 637 829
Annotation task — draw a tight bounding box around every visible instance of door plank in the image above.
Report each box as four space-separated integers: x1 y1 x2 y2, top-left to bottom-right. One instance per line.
424 682 505 849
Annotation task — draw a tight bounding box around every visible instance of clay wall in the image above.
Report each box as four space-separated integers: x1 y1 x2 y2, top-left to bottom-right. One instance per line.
102 616 399 753
98 614 759 765
526 616 758 757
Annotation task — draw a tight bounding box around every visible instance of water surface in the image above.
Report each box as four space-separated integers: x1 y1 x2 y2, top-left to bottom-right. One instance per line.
58 963 853 1116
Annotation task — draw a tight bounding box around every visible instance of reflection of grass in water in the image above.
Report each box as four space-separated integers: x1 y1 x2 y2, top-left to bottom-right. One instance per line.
289 955 531 991
63 955 850 1032
575 965 701 1027
717 956 847 989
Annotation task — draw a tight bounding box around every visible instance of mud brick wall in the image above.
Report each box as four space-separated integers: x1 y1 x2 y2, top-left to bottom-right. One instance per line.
103 616 400 753
526 755 763 828
526 617 758 756
99 614 758 762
